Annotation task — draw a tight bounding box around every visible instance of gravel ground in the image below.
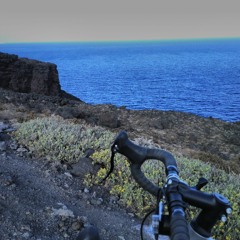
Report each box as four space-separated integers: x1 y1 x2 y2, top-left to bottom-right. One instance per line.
0 122 143 240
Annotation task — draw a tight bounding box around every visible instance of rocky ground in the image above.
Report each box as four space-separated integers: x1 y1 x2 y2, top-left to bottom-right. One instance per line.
0 121 142 240
0 87 239 240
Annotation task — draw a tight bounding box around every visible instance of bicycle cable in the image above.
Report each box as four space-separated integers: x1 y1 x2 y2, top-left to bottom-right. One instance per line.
100 144 117 183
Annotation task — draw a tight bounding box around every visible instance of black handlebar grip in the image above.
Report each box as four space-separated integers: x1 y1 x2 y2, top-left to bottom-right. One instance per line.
114 131 178 169
170 214 190 240
113 131 147 165
130 164 160 197
113 131 179 196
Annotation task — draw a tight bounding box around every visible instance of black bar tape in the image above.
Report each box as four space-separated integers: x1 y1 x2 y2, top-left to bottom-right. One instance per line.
114 131 178 170
146 148 178 171
114 131 179 196
170 214 190 240
130 164 160 196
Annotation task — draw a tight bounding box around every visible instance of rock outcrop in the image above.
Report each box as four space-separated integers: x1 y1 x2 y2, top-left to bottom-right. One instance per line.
0 52 61 96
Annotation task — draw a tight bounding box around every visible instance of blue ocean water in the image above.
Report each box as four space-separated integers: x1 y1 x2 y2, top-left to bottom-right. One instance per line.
1 39 240 122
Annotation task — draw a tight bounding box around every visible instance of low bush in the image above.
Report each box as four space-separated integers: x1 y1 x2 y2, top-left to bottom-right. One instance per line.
13 116 114 163
14 116 240 239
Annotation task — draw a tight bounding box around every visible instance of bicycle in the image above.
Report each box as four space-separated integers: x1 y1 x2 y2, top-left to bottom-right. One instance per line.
101 131 232 240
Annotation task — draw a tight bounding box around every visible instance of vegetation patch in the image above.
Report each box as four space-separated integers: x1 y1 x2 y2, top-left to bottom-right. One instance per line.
13 116 114 163
14 116 240 240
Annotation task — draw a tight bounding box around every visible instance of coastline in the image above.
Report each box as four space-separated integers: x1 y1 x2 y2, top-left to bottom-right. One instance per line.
0 87 239 173
1 39 240 122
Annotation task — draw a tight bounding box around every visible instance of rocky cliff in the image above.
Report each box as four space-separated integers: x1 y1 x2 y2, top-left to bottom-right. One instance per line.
0 52 61 96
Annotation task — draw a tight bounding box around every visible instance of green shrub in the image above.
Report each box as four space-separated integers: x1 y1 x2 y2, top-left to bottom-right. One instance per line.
13 116 240 239
13 116 114 163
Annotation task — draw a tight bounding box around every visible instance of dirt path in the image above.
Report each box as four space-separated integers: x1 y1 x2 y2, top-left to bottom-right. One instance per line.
0 123 141 240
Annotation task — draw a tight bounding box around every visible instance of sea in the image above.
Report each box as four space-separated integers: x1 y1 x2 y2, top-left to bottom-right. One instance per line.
1 38 240 122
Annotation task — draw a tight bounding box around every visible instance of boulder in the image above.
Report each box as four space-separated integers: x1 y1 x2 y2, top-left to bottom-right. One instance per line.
0 52 61 96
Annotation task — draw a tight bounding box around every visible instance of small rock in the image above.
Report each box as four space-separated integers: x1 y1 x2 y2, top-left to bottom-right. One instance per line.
109 196 119 204
10 142 18 150
17 147 28 153
101 228 107 235
0 142 7 151
71 221 83 231
84 188 90 193
1 173 15 186
58 221 64 230
64 172 73 178
84 148 95 158
52 206 74 218
44 170 51 177
0 152 7 160
21 225 31 231
0 122 9 132
90 199 103 206
128 213 135 218
63 233 69 238
118 236 126 240
4 127 16 132
58 221 65 228
97 107 120 128
17 147 28 157
63 183 69 189
92 191 97 198
79 216 88 223
60 99 69 106
70 157 94 177
0 133 11 141
22 232 31 238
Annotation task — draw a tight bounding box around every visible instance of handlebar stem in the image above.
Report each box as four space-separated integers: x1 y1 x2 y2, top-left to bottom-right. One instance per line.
165 174 190 240
177 183 231 238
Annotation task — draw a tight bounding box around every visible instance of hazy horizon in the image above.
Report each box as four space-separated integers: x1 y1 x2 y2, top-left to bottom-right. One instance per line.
1 0 240 43
1 36 240 45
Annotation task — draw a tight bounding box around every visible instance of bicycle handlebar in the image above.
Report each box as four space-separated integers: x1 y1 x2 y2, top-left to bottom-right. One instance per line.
113 131 190 239
109 131 232 240
170 214 190 240
113 131 178 196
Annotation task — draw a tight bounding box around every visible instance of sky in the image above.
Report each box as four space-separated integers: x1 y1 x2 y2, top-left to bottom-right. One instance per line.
0 0 239 43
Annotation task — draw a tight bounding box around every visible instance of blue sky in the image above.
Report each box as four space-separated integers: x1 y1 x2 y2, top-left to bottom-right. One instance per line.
0 0 239 43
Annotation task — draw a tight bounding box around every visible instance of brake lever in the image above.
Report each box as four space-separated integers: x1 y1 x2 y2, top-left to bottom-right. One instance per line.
100 144 118 183
195 177 208 190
